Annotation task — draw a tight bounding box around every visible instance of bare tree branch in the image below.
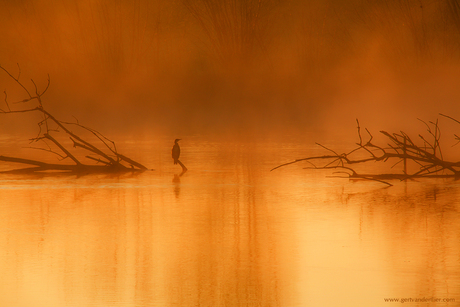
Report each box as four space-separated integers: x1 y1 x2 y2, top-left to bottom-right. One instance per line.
272 117 460 186
0 65 149 174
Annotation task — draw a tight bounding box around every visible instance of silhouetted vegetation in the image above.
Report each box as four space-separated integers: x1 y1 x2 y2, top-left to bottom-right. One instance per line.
0 65 148 174
180 0 276 66
272 116 460 186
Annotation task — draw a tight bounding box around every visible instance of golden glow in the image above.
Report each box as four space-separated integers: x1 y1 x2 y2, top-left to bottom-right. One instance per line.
1 1 460 305
1 1 460 137
0 139 459 306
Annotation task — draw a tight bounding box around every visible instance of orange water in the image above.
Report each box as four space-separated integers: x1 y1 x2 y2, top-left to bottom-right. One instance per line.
0 136 459 306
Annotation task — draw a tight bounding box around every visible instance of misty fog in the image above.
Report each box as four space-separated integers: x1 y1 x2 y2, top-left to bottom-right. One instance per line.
1 0 460 139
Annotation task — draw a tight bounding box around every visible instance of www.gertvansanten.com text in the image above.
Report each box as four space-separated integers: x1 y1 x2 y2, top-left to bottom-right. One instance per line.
384 297 455 303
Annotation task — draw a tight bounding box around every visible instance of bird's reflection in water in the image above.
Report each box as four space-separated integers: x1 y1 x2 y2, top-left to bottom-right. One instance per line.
172 174 181 197
172 170 187 198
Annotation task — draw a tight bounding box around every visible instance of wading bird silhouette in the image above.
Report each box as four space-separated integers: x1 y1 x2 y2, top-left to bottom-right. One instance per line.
172 139 181 165
172 139 187 174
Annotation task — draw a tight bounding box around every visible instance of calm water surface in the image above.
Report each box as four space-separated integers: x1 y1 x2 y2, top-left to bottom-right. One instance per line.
0 135 459 307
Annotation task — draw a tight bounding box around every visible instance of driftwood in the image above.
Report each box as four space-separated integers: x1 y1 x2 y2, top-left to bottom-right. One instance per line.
271 117 460 186
0 64 148 174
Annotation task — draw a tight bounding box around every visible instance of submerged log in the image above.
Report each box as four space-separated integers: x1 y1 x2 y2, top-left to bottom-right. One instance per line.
0 64 148 174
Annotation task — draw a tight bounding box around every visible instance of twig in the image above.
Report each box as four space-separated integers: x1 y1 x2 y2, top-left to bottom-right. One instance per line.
440 113 460 124
44 133 81 165
0 64 32 99
356 118 363 145
25 146 67 160
3 91 10 112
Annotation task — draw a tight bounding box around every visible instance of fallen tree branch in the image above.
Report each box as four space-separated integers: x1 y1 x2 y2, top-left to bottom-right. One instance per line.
0 64 148 174
271 117 460 186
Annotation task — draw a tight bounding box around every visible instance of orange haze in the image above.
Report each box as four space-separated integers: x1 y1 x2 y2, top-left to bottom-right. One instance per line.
1 0 460 139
